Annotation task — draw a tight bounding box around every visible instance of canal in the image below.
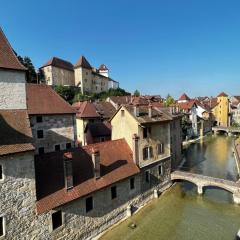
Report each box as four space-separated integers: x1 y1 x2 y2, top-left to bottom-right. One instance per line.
100 135 240 240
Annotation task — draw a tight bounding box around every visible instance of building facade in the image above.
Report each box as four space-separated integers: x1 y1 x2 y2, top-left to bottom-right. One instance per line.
26 84 77 154
40 57 75 86
40 55 119 94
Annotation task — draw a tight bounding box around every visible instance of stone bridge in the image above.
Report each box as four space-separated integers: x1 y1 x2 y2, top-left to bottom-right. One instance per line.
171 171 240 204
212 126 240 135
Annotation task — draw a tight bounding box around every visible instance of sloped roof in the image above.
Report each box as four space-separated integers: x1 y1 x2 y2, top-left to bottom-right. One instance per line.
0 27 26 71
85 121 111 137
75 55 92 69
0 110 34 156
217 92 228 97
94 101 116 119
40 57 74 71
178 93 190 101
26 84 75 115
99 64 108 71
178 100 196 110
123 105 173 124
35 139 139 214
72 101 100 119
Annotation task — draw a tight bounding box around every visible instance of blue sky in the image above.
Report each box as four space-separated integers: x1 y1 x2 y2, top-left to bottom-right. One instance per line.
1 0 240 98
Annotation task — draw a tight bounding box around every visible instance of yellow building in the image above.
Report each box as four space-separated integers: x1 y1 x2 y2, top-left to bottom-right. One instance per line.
212 92 229 127
111 104 172 169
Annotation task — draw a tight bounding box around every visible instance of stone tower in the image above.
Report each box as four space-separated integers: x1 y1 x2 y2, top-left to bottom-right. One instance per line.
74 55 93 94
0 28 27 110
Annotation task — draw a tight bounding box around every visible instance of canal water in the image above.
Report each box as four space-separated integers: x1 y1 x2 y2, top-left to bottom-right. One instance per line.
100 135 240 240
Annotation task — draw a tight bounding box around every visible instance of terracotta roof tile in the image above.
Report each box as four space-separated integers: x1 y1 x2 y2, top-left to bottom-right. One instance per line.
0 110 34 156
41 57 74 71
26 84 75 115
124 105 172 124
178 93 190 101
35 139 139 214
178 100 196 110
72 101 100 118
94 101 116 119
217 92 228 97
74 55 92 69
0 27 26 71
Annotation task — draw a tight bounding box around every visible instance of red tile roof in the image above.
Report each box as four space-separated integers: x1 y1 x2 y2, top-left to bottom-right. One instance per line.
178 93 190 101
35 139 139 214
72 101 100 119
0 27 26 71
217 92 228 97
178 100 196 110
40 57 74 71
0 110 34 156
94 101 116 119
26 84 76 115
75 55 92 69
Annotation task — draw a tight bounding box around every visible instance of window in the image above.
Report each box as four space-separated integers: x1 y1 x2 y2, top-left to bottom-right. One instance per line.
0 165 2 180
143 127 151 138
145 171 150 183
55 145 61 151
158 165 163 176
36 116 43 123
143 146 153 160
66 143 71 149
100 137 105 142
51 210 62 230
130 178 135 190
111 186 117 199
0 216 4 237
85 196 93 212
86 72 88 75
37 130 44 139
84 79 87 82
121 110 125 117
38 147 45 155
157 143 164 155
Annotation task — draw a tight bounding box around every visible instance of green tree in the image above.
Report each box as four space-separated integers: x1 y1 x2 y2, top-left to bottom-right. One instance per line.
165 94 175 106
17 55 37 83
133 90 140 97
54 85 76 103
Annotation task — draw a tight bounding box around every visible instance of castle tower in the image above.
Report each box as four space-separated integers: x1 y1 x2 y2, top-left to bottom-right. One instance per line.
74 55 92 94
0 27 27 109
98 64 109 78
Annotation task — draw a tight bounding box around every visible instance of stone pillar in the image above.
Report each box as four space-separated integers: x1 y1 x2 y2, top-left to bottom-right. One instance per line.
153 189 158 199
197 185 203 195
126 205 132 217
233 193 240 204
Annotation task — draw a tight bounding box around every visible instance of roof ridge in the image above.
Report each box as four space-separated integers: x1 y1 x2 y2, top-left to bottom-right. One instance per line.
0 27 27 70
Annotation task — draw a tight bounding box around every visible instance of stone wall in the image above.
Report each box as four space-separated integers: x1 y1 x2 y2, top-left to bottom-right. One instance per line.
30 114 76 154
0 151 38 239
0 150 171 239
0 69 26 109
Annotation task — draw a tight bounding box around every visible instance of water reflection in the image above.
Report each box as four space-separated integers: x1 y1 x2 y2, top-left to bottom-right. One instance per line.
100 135 240 240
181 135 238 181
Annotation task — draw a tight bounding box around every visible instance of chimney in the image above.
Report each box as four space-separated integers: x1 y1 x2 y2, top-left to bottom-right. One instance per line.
63 152 73 191
134 104 139 117
92 148 100 179
132 134 139 165
148 104 153 118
